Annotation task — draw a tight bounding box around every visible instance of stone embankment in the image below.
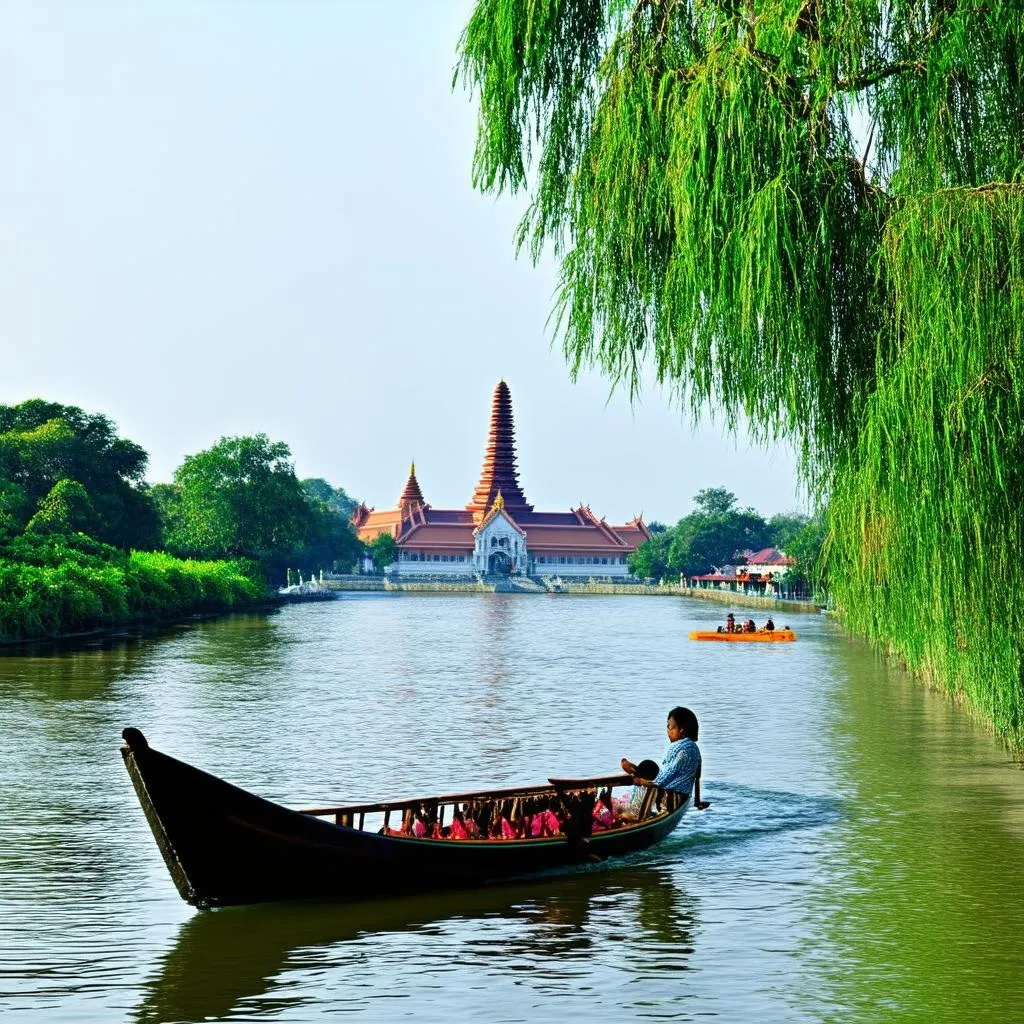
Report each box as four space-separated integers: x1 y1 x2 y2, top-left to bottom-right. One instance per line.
322 575 818 613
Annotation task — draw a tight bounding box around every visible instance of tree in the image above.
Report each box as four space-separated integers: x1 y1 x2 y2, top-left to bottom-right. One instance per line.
0 401 159 548
301 478 357 521
370 533 396 570
627 531 671 580
458 3 1024 743
693 488 737 518
168 435 311 568
785 517 829 602
768 512 811 551
667 499 771 578
25 480 100 537
291 495 363 576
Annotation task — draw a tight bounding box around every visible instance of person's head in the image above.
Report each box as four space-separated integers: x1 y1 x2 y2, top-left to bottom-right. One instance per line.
667 706 699 742
634 758 659 781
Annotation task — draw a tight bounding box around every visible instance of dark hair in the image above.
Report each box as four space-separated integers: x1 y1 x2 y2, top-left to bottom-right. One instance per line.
634 758 660 780
668 706 699 741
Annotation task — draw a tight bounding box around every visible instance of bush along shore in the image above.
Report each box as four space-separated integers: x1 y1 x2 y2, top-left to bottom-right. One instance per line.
0 543 266 645
1 399 363 646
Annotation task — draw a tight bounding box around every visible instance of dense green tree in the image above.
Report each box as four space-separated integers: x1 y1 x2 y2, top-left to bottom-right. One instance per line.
369 533 396 570
692 488 738 518
25 479 100 537
167 435 311 567
165 437 363 579
786 517 829 602
629 488 771 579
0 400 159 548
301 478 357 520
627 530 671 579
291 495 363 576
768 512 811 550
458 1 1024 742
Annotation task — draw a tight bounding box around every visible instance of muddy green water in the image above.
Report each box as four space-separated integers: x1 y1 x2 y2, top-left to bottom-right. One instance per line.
1 595 1023 1022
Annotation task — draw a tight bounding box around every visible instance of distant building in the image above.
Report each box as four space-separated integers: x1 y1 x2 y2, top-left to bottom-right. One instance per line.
689 548 796 594
352 381 650 577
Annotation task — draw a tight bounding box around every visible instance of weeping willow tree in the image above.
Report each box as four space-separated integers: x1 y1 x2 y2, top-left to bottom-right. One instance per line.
457 0 1024 743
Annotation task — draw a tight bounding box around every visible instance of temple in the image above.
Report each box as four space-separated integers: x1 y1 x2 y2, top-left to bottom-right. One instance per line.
352 381 650 578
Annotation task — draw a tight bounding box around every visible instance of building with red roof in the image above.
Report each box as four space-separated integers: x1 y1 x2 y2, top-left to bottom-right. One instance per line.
352 381 650 577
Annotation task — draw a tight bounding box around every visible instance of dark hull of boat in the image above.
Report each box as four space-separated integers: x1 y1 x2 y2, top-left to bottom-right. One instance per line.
121 729 687 908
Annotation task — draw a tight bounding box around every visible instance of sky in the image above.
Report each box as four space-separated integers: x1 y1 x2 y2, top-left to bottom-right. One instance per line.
0 1 804 525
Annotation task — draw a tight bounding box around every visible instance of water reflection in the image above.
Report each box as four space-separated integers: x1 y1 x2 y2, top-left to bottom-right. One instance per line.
4 598 1024 1022
803 641 1024 1023
135 867 696 1024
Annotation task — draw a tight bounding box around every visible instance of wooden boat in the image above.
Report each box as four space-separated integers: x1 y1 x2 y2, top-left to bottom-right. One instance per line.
689 629 797 642
120 728 690 908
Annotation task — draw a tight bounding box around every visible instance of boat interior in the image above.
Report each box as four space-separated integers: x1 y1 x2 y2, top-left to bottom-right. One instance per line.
298 774 684 843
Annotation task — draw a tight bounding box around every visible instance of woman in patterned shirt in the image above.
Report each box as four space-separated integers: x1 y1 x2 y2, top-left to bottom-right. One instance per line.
621 706 711 811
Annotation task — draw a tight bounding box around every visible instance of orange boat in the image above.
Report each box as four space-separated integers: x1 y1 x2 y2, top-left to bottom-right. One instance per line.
689 629 797 643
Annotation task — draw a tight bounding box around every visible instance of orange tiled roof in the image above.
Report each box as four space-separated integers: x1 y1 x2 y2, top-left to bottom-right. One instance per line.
397 523 476 547
356 508 402 542
746 547 795 565
354 381 651 557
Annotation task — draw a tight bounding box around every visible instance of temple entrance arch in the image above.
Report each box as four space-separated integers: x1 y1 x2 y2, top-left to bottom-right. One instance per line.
488 551 513 575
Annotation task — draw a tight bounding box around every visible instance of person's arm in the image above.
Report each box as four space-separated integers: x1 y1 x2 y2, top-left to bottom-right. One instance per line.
621 758 637 775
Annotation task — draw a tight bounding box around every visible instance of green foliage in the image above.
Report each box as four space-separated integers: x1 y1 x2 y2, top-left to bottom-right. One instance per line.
628 488 772 579
301 478 358 520
0 400 160 548
292 495 363 577
370 532 396 569
458 1 1024 743
627 530 671 580
167 435 312 567
768 511 811 550
165 437 363 579
0 543 262 644
693 488 738 518
785 516 829 601
25 479 100 537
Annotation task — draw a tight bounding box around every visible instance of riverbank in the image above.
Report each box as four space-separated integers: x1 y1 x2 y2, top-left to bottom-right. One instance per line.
0 549 267 646
0 601 281 651
322 576 819 613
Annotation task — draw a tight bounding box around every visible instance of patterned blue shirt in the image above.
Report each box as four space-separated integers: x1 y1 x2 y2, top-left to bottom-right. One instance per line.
653 738 702 796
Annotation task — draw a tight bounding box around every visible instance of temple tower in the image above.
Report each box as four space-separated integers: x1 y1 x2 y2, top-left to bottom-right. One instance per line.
466 381 534 520
398 462 426 521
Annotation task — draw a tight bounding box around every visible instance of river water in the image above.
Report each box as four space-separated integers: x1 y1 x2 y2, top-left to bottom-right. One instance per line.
1 595 1022 1022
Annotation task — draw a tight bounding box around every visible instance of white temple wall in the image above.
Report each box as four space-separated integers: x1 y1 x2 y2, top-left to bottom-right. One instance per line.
532 558 632 577
390 551 474 576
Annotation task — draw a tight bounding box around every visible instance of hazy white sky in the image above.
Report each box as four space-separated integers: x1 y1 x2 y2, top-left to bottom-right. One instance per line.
0 0 803 524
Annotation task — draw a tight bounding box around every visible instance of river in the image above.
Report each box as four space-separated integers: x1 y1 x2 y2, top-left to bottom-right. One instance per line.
1 595 1022 1022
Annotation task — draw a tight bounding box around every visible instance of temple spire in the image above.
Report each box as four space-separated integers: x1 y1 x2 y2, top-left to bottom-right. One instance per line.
466 381 533 519
398 461 425 517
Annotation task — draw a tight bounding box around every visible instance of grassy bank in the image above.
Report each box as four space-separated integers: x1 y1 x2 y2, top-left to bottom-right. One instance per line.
0 548 265 644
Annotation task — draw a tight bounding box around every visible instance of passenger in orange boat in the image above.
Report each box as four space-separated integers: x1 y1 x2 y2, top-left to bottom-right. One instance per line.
764 617 775 631
726 612 736 633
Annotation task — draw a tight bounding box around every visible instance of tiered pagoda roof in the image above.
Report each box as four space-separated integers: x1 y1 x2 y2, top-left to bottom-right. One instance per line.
351 380 650 555
465 380 533 521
